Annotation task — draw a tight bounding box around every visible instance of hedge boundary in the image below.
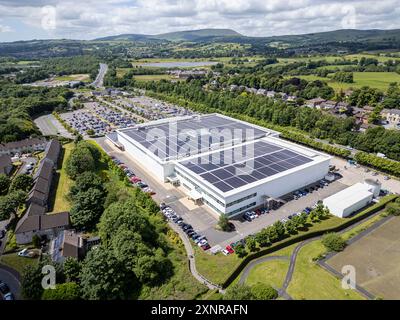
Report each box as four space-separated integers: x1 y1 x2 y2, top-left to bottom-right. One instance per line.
220 194 398 288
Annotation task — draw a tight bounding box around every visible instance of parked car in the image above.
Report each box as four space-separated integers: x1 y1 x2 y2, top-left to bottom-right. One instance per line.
198 239 208 247
0 230 5 239
222 249 230 255
0 282 10 295
226 245 234 254
3 292 14 300
201 243 211 251
243 213 252 222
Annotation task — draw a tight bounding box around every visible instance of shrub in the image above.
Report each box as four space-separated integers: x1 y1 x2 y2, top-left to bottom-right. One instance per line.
321 233 347 252
250 282 278 300
385 202 400 216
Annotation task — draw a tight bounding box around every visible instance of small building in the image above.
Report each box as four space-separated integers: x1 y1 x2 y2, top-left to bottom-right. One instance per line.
15 211 70 245
320 100 337 110
381 109 400 126
323 181 380 218
0 138 47 156
51 230 101 262
0 155 12 176
306 98 326 108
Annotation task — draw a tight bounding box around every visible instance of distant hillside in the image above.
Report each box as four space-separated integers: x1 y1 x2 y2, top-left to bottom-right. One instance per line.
95 28 242 42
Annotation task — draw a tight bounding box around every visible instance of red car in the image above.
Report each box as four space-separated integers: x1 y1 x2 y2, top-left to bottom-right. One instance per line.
226 245 234 254
130 176 141 183
201 243 211 251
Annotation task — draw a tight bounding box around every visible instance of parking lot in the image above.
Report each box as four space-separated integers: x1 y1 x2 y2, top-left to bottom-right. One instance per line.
95 137 352 249
115 95 196 121
60 102 137 137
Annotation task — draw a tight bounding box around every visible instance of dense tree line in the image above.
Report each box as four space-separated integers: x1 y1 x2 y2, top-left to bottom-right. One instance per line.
0 81 72 142
137 80 400 161
14 55 100 84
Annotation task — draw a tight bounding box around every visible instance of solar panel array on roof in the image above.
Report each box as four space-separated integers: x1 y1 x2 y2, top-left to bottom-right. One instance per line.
122 114 267 160
180 141 312 193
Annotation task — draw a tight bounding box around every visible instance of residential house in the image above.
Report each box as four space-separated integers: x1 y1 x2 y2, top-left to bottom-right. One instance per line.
306 98 326 108
0 138 47 156
256 89 267 96
229 84 238 92
266 91 276 98
0 155 12 176
51 230 101 262
15 211 70 245
351 107 371 125
43 139 61 168
320 100 337 110
381 109 400 126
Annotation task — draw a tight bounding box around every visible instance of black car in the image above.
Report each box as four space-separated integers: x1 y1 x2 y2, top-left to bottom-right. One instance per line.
243 214 252 222
0 282 10 295
0 230 4 239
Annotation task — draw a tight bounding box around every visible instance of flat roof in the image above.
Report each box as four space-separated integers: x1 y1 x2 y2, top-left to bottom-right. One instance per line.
323 183 373 210
176 136 331 196
118 114 277 162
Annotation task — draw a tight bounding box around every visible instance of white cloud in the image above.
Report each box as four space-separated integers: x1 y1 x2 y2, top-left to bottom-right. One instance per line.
0 0 399 40
0 24 12 32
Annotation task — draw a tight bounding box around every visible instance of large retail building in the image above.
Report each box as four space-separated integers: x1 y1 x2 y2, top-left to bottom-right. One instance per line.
113 114 331 217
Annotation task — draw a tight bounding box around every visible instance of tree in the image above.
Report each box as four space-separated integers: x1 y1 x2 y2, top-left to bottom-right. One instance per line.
251 283 278 300
70 187 105 231
321 233 347 252
234 244 247 258
70 171 104 198
255 229 271 247
224 284 255 300
65 146 95 179
0 190 27 220
218 214 231 232
0 174 11 195
246 237 257 252
41 282 80 300
265 225 279 243
32 234 41 248
63 257 81 283
21 264 44 300
79 246 136 300
285 219 297 234
273 221 285 239
9 174 33 192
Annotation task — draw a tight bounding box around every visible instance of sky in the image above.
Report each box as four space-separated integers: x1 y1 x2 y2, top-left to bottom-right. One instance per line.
0 0 400 42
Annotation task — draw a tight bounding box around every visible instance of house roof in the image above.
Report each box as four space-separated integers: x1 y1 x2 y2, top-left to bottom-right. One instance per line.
26 203 46 216
33 177 50 195
15 214 40 233
0 138 46 152
44 140 61 165
41 212 70 230
382 108 400 116
61 230 81 259
34 158 53 181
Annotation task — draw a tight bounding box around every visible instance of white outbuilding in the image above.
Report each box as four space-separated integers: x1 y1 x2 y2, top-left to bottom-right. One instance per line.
323 181 381 218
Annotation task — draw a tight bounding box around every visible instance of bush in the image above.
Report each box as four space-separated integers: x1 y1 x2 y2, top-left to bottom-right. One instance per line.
250 282 278 300
321 233 347 252
223 284 255 300
234 244 247 258
385 202 400 216
42 282 80 300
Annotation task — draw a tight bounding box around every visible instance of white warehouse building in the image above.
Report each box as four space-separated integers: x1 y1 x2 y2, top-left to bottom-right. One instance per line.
323 180 381 218
114 113 331 217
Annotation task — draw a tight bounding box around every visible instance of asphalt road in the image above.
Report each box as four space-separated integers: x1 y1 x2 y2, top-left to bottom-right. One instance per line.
0 265 21 299
91 63 108 88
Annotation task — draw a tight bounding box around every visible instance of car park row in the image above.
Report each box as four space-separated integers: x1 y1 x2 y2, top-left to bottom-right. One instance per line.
160 203 211 251
110 156 156 196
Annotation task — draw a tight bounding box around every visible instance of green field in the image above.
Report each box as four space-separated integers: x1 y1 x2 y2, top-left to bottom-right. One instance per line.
0 253 39 275
245 259 290 289
286 240 364 300
54 74 90 82
51 143 73 213
296 72 400 92
134 74 176 81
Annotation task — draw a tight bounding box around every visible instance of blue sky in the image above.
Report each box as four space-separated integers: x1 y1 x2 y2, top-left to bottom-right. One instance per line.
0 0 400 42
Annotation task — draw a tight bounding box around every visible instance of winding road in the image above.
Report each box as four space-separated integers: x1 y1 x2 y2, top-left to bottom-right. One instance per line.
91 63 108 88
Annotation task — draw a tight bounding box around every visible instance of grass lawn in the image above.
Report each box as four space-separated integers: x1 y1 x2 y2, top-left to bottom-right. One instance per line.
134 74 176 81
295 72 400 92
286 240 364 300
195 216 344 285
51 143 74 213
54 74 90 82
0 253 39 275
245 259 290 289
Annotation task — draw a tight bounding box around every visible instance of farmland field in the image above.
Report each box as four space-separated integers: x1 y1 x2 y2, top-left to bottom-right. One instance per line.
327 216 400 300
295 72 400 92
